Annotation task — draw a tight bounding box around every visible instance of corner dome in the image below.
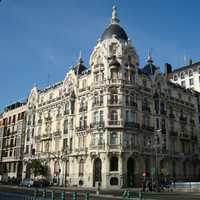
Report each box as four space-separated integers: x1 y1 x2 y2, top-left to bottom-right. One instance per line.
101 6 128 41
101 24 128 41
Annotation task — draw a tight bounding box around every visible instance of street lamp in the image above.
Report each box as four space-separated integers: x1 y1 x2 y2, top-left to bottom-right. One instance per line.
154 129 161 190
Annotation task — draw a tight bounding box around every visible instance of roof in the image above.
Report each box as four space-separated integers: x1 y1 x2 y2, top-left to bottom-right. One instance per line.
101 23 128 41
172 61 200 73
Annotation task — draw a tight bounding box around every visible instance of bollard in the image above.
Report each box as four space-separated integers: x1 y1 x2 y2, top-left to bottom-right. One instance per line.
139 191 144 200
85 192 90 200
51 191 55 200
61 191 65 200
122 190 127 199
72 192 77 200
42 189 47 199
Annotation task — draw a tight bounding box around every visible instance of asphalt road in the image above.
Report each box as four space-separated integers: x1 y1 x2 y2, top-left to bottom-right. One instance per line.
0 184 200 200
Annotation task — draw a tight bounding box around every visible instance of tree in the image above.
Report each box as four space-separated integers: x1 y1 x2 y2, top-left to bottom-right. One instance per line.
30 159 44 177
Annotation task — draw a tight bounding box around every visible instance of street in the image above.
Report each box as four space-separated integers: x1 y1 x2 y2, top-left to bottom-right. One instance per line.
0 185 200 200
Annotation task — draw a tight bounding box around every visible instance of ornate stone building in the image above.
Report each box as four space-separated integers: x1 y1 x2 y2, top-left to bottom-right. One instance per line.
1 6 200 188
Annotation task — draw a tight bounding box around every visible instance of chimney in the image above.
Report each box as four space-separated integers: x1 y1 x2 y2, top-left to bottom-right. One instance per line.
165 63 172 74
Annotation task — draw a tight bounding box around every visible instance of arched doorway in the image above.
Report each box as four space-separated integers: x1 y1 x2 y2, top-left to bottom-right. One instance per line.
93 158 102 187
127 157 135 187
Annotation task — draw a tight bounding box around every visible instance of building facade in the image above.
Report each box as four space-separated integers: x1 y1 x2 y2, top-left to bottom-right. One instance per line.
1 6 200 188
170 60 200 92
0 102 26 182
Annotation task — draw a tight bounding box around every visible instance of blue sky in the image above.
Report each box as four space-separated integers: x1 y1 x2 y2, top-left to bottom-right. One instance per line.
0 0 200 111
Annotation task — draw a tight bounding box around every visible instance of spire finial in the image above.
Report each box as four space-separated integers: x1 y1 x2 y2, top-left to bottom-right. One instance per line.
111 5 120 24
147 48 153 63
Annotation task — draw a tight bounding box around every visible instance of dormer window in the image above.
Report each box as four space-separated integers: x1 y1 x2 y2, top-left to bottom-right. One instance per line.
180 72 185 79
173 74 178 81
189 70 193 77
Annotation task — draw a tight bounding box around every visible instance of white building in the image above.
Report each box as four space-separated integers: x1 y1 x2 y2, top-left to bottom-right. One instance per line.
170 60 200 92
0 6 199 189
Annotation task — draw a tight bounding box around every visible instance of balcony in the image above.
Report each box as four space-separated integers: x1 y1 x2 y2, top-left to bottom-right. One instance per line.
74 147 88 154
41 133 52 140
125 122 140 129
76 126 88 132
92 101 104 108
180 133 190 140
90 143 105 150
90 121 105 129
141 124 154 132
53 131 61 138
107 100 122 106
108 120 123 127
109 144 121 150
107 79 123 85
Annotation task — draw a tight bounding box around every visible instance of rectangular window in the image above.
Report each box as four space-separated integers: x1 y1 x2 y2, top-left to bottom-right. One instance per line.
189 78 194 85
156 118 160 129
125 110 129 122
181 80 185 87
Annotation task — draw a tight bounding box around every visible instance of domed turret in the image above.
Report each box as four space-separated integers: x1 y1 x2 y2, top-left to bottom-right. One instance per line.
73 53 87 75
143 50 158 75
101 6 128 41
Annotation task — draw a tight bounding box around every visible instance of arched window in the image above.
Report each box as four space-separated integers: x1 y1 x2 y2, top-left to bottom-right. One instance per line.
110 157 118 171
180 72 185 79
79 159 84 176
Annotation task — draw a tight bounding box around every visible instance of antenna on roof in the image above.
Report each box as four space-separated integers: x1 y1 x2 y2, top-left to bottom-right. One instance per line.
78 50 83 64
47 73 50 86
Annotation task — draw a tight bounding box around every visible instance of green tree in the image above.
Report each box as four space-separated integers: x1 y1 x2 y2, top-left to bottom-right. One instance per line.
30 159 44 177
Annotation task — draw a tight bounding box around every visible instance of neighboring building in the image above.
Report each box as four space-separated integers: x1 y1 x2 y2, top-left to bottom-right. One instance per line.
0 6 200 189
0 114 4 180
21 6 200 189
0 101 26 182
170 60 200 92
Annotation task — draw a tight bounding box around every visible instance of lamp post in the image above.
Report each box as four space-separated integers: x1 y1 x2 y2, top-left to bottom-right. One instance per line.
154 129 161 190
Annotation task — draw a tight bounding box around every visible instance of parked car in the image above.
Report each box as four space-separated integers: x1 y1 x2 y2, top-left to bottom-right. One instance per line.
20 178 34 187
33 179 50 187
